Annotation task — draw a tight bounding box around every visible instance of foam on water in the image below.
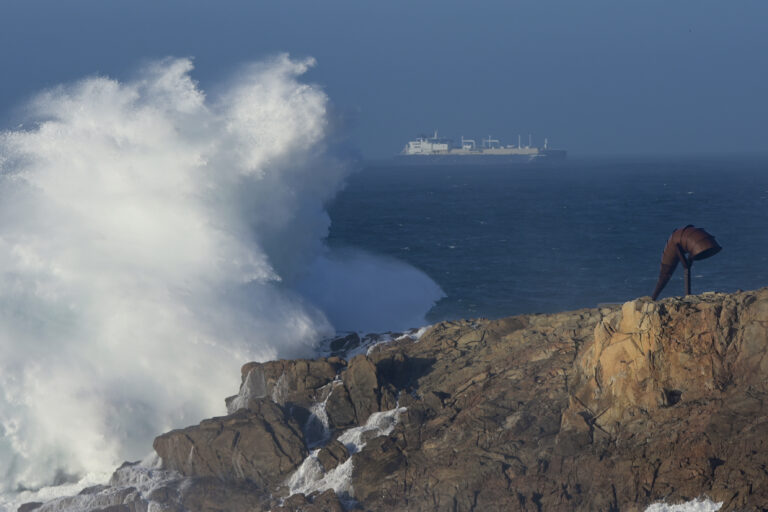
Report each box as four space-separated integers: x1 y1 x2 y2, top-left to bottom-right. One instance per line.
4 454 181 512
0 55 442 505
645 498 723 512
285 407 407 502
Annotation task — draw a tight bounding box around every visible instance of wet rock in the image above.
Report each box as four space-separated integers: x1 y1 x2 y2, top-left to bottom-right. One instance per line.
347 289 768 511
174 478 267 512
316 439 349 472
153 399 306 490
324 381 357 429
343 355 379 424
274 489 344 512
17 504 43 512
309 489 345 512
227 359 342 414
33 288 768 511
329 332 361 355
350 436 407 504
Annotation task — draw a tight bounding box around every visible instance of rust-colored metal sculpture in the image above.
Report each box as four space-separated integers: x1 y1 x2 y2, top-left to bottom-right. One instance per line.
651 225 721 300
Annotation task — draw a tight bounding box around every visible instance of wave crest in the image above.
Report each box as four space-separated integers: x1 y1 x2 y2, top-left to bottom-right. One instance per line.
0 55 442 494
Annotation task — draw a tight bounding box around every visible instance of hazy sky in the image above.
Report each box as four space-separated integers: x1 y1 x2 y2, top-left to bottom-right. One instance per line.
1 0 767 157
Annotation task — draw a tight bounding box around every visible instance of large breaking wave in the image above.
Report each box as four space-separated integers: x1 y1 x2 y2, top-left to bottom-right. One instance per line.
0 55 443 497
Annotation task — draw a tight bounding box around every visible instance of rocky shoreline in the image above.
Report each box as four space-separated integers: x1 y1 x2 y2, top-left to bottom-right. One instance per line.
23 288 768 511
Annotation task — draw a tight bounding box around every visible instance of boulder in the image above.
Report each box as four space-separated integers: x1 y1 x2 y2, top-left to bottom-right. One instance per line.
316 439 349 472
226 358 342 414
342 355 380 424
153 399 306 490
324 381 357 429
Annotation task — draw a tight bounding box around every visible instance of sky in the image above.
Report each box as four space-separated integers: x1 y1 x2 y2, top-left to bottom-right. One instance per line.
1 0 767 158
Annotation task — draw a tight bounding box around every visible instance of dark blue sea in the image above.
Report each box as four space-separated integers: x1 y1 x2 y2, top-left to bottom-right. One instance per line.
327 156 768 323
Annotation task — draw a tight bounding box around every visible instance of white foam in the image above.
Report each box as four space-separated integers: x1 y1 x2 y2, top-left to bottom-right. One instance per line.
362 325 430 355
0 472 112 512
406 325 430 342
285 407 406 502
304 391 332 448
319 325 431 360
226 365 268 414
285 451 355 503
0 55 442 501
336 407 406 454
0 454 175 512
645 498 723 512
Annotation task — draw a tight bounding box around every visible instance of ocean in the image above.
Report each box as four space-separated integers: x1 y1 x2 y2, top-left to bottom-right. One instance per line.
328 156 768 322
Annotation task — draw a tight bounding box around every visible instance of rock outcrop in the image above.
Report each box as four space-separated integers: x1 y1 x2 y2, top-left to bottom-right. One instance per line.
23 288 768 511
153 401 307 487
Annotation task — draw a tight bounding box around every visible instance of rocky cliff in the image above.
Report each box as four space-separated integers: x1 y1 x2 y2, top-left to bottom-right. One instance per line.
25 288 768 511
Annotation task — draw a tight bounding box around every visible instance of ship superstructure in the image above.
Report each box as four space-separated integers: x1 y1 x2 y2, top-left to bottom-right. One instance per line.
397 131 566 164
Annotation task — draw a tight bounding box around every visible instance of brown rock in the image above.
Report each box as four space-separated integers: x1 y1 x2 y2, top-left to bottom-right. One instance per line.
309 489 345 512
227 359 342 414
153 399 306 490
315 439 349 472
350 436 407 504
347 290 768 511
34 288 768 512
325 380 356 429
343 355 380 424
273 489 344 512
175 478 267 512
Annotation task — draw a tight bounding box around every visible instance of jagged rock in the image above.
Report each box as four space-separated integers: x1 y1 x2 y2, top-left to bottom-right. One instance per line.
173 478 268 512
560 291 768 439
345 289 768 511
324 380 357 429
309 489 345 512
34 288 768 511
227 351 387 434
343 355 380 424
153 399 307 490
32 485 143 512
274 489 344 512
316 439 349 472
17 503 43 512
347 311 600 511
227 358 342 414
350 435 407 504
329 332 362 355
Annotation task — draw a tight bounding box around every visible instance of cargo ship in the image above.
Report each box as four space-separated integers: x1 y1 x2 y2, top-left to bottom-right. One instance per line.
396 131 566 164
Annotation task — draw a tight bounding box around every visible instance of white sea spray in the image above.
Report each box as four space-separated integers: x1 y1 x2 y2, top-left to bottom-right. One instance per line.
644 498 723 511
304 392 332 448
0 55 442 506
285 407 407 502
1 454 176 512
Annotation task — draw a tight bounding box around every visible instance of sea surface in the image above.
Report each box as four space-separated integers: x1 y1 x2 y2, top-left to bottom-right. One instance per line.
328 155 768 323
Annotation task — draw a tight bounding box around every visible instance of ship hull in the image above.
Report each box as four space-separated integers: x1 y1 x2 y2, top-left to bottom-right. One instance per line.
394 149 566 166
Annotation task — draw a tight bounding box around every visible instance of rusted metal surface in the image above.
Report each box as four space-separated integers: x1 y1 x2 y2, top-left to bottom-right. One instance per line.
651 225 721 300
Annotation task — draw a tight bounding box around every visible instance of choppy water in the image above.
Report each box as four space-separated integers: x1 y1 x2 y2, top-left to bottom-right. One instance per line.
328 156 768 322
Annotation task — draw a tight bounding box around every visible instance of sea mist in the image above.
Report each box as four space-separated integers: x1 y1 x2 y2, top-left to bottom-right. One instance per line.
0 55 442 499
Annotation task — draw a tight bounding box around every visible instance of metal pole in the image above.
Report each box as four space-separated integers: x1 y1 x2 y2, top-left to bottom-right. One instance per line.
675 244 691 296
